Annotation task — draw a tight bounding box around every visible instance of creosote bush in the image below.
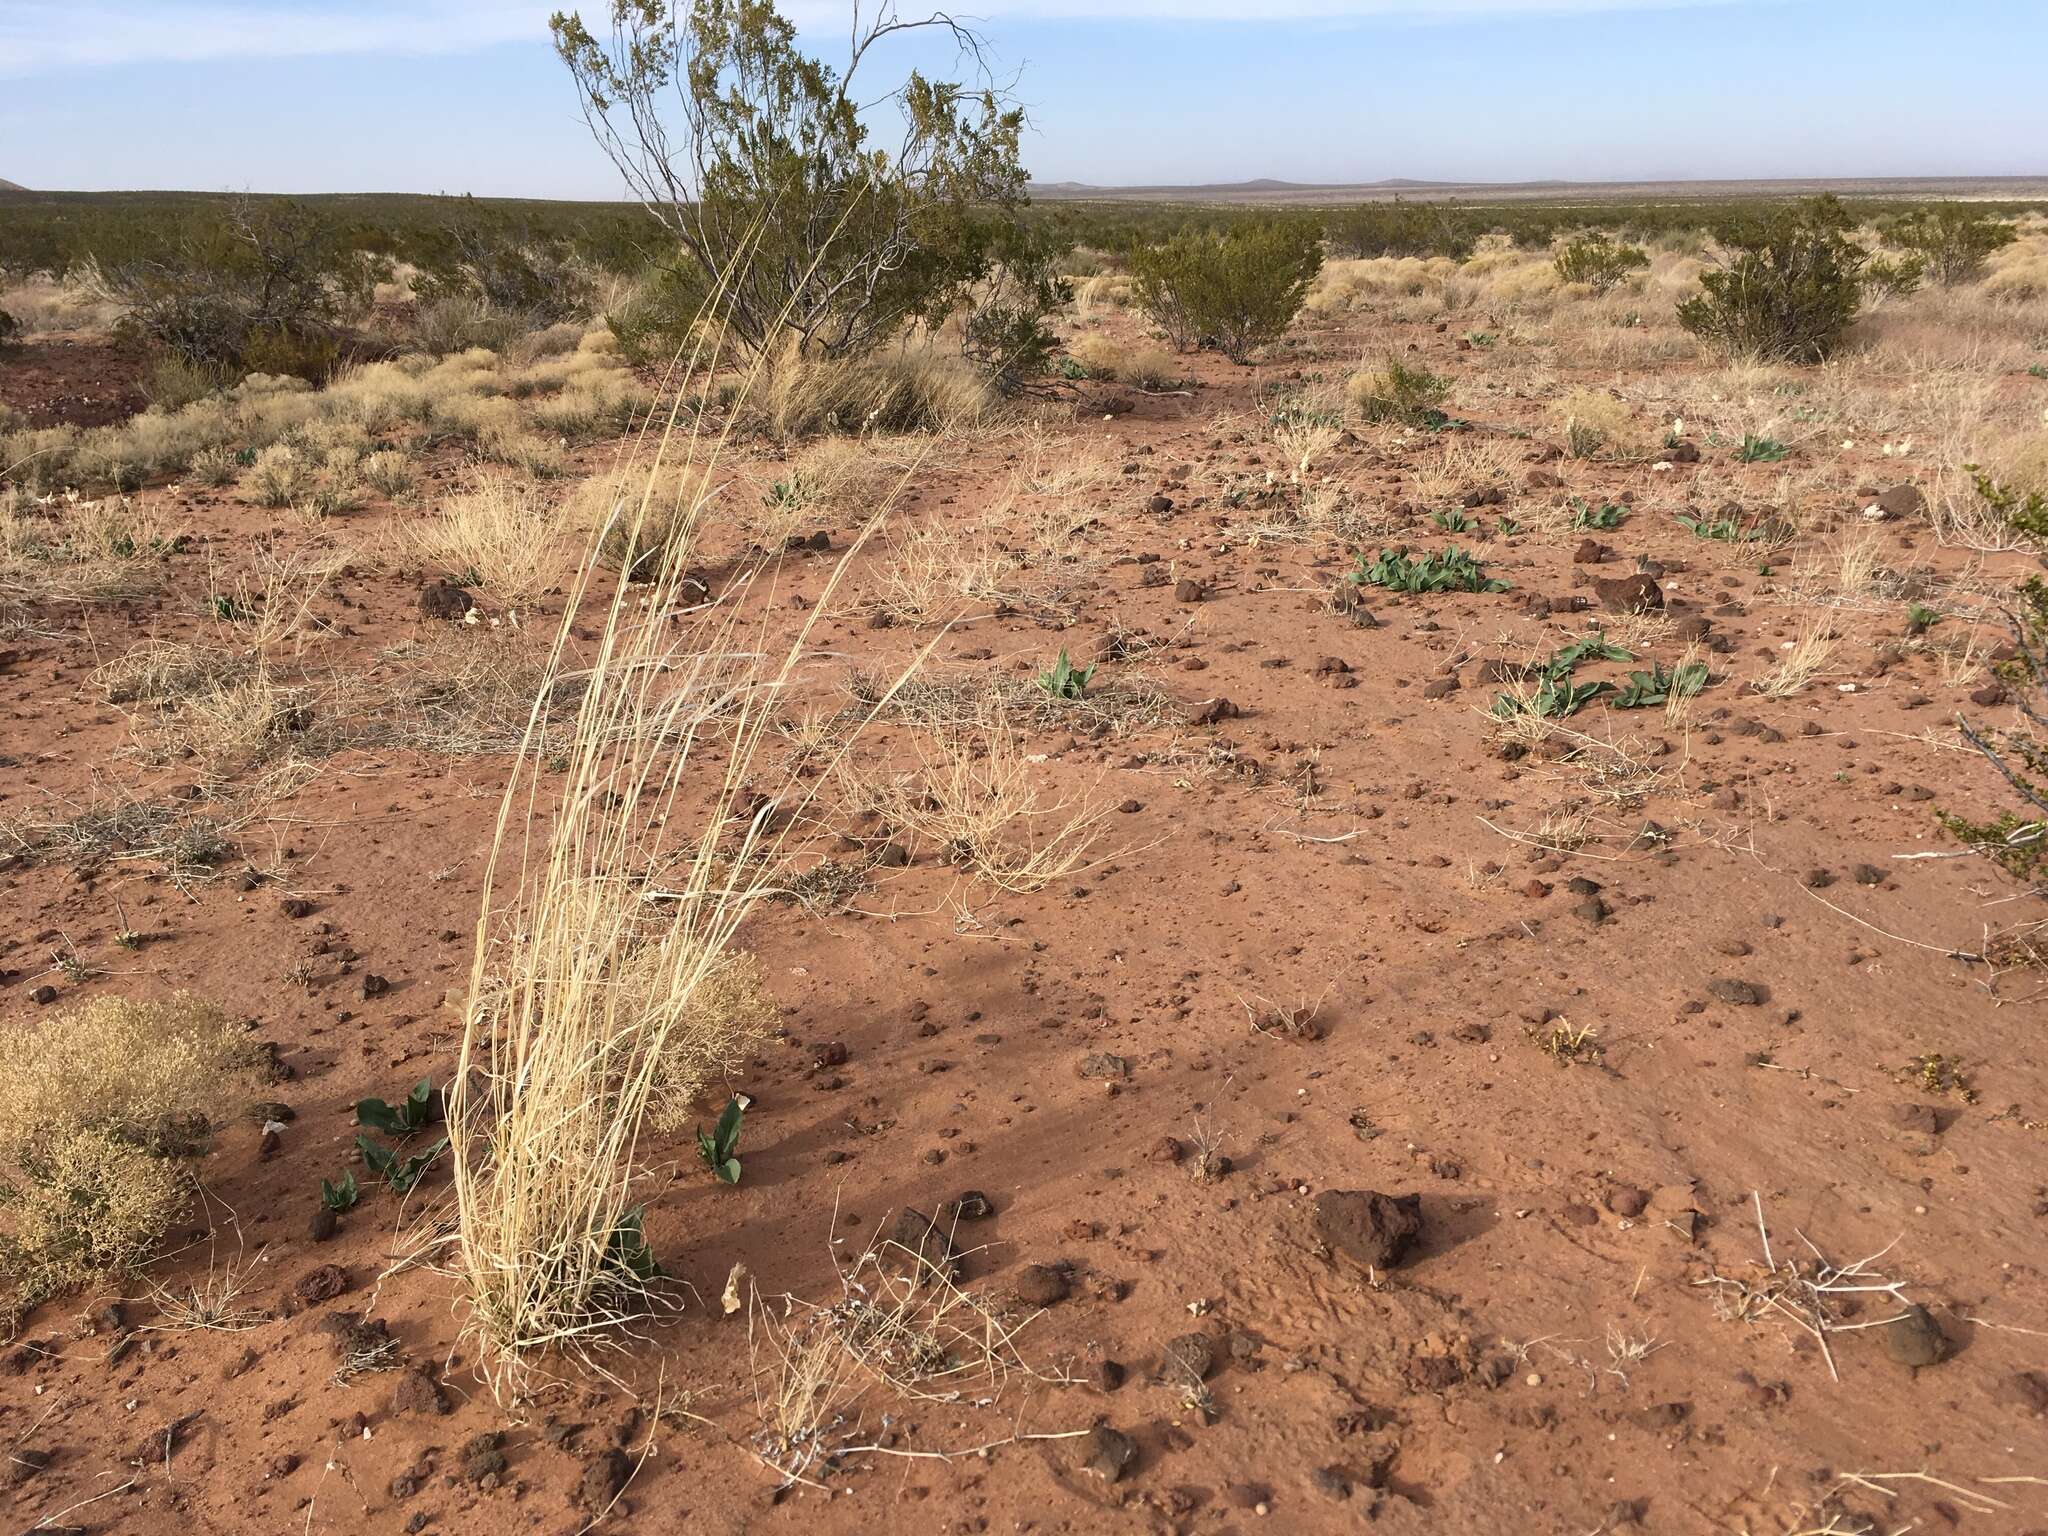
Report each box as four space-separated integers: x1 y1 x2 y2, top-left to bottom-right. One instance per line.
409 203 596 331
604 262 709 367
1553 232 1650 292
1130 217 1323 360
554 0 1040 362
0 994 254 1326
1882 203 2018 286
1324 200 1479 261
1676 196 1868 363
107 196 387 380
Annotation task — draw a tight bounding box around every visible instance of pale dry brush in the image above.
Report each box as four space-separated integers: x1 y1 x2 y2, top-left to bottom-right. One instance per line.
447 296 941 1401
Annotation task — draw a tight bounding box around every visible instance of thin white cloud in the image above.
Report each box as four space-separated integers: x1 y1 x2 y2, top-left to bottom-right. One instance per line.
0 0 1765 74
0 2 540 73
799 0 1758 16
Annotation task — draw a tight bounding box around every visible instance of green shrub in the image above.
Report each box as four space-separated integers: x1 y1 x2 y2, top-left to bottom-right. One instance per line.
1035 649 1094 700
958 222 1072 396
107 197 386 379
1570 498 1627 530
0 308 20 354
1612 659 1707 709
1492 633 1633 719
1864 253 1926 300
1676 197 1868 363
1882 203 2017 286
554 1 1033 360
1965 464 2048 543
410 203 595 329
604 262 709 367
696 1097 745 1185
1323 201 1479 260
1129 217 1323 360
1553 233 1650 292
1347 354 1451 426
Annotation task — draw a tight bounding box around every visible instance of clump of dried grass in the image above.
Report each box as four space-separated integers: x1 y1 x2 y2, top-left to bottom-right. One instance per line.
1551 386 1647 459
738 436 923 553
1067 334 1184 389
1232 481 1394 546
755 335 994 439
0 270 125 337
94 637 251 707
2 788 242 885
868 506 1020 624
141 1251 267 1334
1071 272 1134 315
1273 416 1342 480
854 712 1117 893
408 470 572 605
0 492 181 613
378 629 585 755
127 665 324 773
847 665 1181 740
0 994 255 1326
1754 614 1840 697
565 460 707 578
247 443 311 507
747 1221 1070 1491
448 317 924 1401
642 949 779 1135
205 538 349 654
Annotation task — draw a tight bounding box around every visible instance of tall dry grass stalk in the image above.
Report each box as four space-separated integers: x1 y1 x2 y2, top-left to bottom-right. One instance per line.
446 246 935 1401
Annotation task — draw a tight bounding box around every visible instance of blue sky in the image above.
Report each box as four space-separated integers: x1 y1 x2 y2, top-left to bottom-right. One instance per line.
2 0 2043 195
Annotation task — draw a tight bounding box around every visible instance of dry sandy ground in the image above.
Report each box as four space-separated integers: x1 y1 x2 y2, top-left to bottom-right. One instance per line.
3 300 2047 1536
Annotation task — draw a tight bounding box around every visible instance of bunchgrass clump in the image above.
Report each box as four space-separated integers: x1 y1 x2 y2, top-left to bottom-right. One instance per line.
449 320 924 1402
408 470 571 604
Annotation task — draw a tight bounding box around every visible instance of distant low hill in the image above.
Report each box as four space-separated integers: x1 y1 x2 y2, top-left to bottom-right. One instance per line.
0 179 27 192
1027 174 2048 207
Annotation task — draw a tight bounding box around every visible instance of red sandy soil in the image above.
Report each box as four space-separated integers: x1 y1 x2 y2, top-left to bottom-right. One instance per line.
0 338 150 429
3 315 2047 1536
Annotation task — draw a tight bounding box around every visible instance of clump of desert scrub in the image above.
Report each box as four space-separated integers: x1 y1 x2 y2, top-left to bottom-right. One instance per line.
644 949 779 1135
1348 355 1451 426
247 442 309 507
0 994 255 1327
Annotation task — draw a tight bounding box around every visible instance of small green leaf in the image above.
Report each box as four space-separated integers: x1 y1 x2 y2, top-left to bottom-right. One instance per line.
698 1096 747 1184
